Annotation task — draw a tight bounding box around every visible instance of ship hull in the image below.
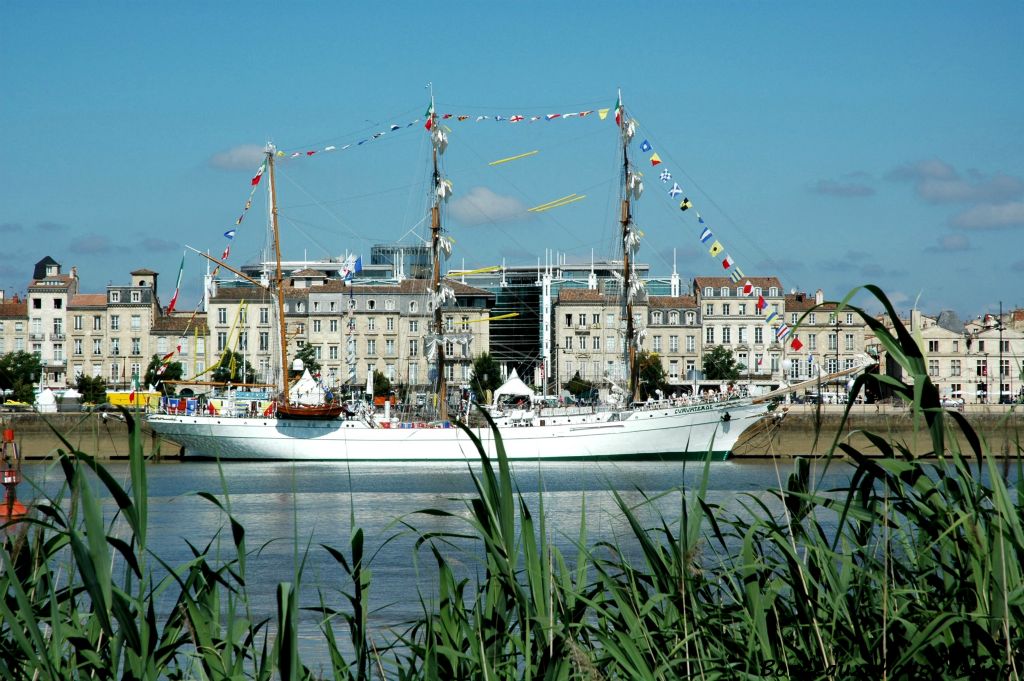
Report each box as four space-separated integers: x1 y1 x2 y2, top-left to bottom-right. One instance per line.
146 400 767 462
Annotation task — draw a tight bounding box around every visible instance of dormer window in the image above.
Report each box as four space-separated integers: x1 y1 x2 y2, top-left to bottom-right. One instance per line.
720 286 729 297
110 291 120 303
769 287 779 297
652 311 663 324
409 301 418 313
385 299 395 311
704 287 713 297
130 291 141 303
367 300 376 311
669 311 679 324
753 287 762 297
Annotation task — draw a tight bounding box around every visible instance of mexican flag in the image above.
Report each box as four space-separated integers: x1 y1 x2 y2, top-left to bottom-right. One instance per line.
424 101 434 131
167 252 185 314
614 94 622 126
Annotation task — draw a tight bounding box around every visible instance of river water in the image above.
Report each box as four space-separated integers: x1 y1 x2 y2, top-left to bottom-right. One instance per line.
11 456 1012 669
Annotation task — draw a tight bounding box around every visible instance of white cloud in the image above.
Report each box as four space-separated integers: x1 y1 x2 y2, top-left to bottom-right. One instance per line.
808 179 875 198
887 159 1024 203
69 233 129 255
950 201 1024 229
449 186 527 226
209 144 266 170
924 233 970 252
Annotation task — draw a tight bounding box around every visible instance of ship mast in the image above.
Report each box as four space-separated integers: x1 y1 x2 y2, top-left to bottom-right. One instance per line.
618 90 640 401
427 90 448 420
266 146 291 406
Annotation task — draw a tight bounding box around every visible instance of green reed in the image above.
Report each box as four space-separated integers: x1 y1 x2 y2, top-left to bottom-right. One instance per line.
1 285 1021 679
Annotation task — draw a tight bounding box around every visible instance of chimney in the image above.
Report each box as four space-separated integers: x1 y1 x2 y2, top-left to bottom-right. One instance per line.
814 289 824 305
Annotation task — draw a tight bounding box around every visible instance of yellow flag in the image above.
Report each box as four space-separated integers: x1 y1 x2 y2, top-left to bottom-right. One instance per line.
709 240 723 257
598 108 610 120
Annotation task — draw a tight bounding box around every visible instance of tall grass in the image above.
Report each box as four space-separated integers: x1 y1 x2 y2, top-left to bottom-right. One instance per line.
1 285 1021 679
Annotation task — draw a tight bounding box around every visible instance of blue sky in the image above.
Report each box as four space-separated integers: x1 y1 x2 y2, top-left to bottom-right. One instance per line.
2 1 1022 319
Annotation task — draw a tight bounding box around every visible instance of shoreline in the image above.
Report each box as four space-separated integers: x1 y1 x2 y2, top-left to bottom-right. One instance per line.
1 406 1021 461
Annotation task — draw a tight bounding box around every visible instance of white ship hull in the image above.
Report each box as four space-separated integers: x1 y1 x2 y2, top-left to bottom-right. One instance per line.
146 399 768 461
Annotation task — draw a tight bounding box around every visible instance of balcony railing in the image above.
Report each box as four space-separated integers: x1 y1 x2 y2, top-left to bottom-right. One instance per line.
50 333 66 341
29 333 45 341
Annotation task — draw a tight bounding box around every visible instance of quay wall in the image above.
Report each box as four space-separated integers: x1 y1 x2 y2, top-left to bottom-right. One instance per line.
1 407 1021 461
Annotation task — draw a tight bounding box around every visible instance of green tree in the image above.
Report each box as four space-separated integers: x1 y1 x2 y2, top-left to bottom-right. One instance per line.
211 350 256 383
637 351 668 400
372 370 391 398
470 352 502 399
703 345 741 381
293 344 321 376
564 371 597 398
144 354 183 393
0 351 43 403
75 374 108 406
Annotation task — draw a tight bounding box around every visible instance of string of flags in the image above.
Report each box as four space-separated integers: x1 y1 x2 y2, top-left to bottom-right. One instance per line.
626 117 805 353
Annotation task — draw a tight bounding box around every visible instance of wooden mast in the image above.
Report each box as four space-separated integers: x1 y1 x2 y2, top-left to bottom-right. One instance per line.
618 90 639 401
427 92 448 420
266 146 291 406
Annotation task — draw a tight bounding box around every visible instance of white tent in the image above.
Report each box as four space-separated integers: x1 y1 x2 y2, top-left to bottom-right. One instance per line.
37 387 58 413
289 369 326 406
491 369 535 405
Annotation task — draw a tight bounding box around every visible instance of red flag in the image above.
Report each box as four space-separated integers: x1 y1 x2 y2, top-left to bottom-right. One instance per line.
722 255 734 270
756 295 767 311
790 338 804 351
221 245 230 260
306 150 316 156
424 101 434 130
251 163 265 186
743 280 753 296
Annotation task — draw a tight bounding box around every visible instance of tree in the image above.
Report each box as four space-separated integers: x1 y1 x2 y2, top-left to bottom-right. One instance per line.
0 351 42 403
144 354 183 393
76 374 108 406
636 352 668 400
211 350 256 383
293 344 321 376
372 370 391 398
470 352 502 399
703 345 741 382
564 371 597 398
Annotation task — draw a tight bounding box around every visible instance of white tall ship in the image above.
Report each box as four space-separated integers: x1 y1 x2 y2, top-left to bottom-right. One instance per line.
147 91 791 462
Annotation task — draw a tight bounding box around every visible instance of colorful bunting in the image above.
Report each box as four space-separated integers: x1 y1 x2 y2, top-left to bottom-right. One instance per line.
640 140 652 152
650 153 662 166
791 338 804 351
424 101 434 130
743 279 753 295
709 241 723 257
224 229 236 239
679 197 692 211
668 182 682 198
699 227 713 243
250 163 265 186
660 169 672 182
722 254 734 270
766 311 779 324
756 295 767 311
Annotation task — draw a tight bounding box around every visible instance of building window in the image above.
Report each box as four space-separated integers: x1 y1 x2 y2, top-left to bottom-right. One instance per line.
409 339 419 356
409 320 418 333
32 298 42 309
685 311 695 325
259 332 269 351
703 287 713 297
606 313 615 325
951 359 961 376
928 359 939 377
564 337 572 350
386 317 395 331
238 332 248 351
790 313 798 325
131 291 141 303
131 338 141 355
313 320 321 333
669 360 679 380
445 317 454 332
367 339 376 356
738 326 747 344
260 307 269 324
73 315 82 330
367 317 376 331
131 315 141 330
385 299 395 311
592 336 600 350
754 327 763 344
722 327 731 344
722 304 731 316
705 303 714 316
366 300 376 311
110 291 120 303
828 333 837 351
809 313 816 325
577 336 586 351
669 311 679 324
217 332 226 351
978 340 985 352
74 339 83 355
93 339 102 355
110 316 120 331
409 301 418 313
330 319 338 333
705 327 715 344
652 311 663 324
669 335 679 352
685 335 695 352
845 333 854 351
653 336 662 352
110 338 120 355
809 335 817 350
769 287 778 297
720 287 729 296
385 339 395 356
592 314 600 325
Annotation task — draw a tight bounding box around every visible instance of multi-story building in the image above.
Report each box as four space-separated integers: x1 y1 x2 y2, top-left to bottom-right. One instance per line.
206 273 494 394
68 292 108 382
553 287 631 391
647 294 702 391
149 314 212 394
26 257 79 388
0 293 28 359
693 276 786 383
784 289 870 387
